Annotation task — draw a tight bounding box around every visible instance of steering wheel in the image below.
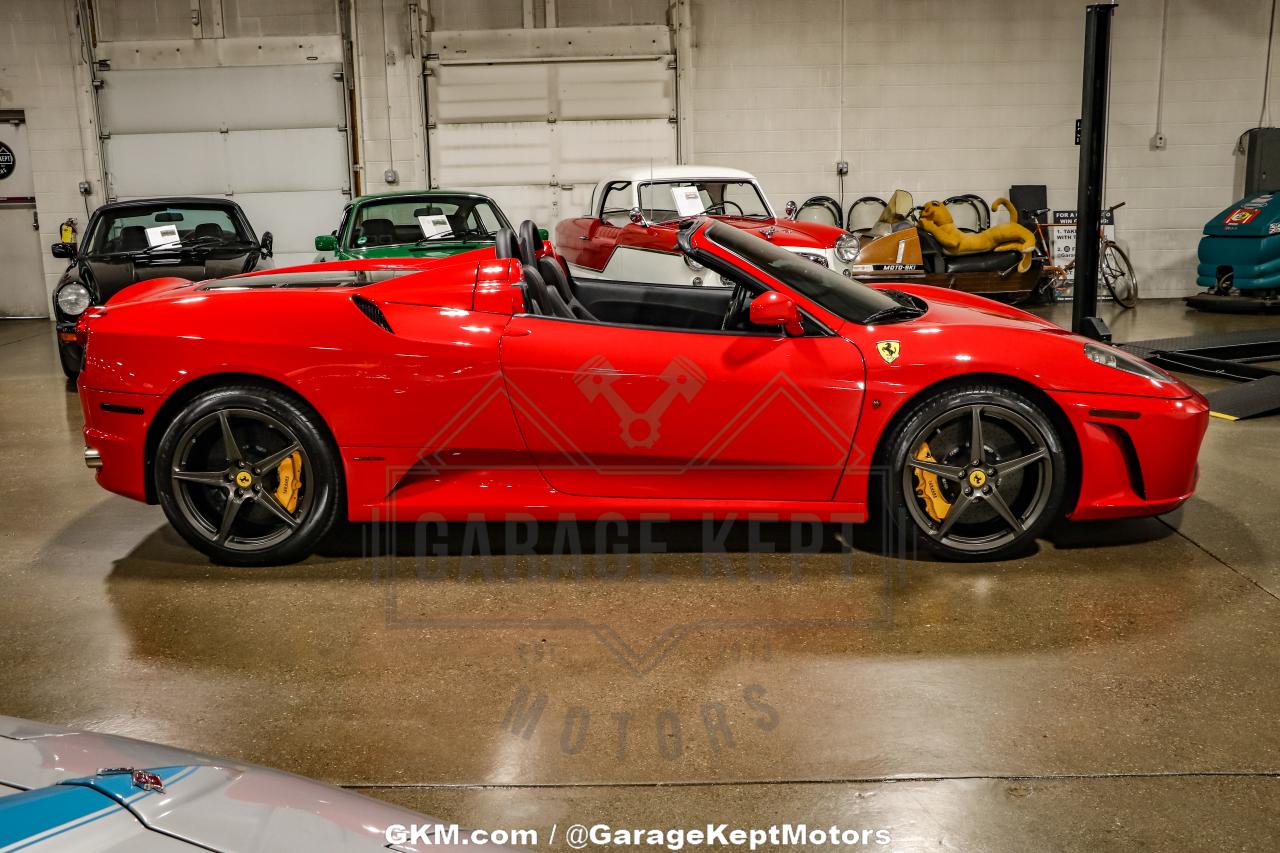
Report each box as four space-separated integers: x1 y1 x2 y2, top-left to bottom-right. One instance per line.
704 201 746 217
721 282 753 331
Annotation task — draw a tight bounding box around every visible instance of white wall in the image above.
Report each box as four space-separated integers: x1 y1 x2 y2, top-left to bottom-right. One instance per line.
690 0 1276 297
0 0 103 305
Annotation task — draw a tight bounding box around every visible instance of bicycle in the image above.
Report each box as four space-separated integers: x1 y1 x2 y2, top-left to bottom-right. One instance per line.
1029 201 1138 308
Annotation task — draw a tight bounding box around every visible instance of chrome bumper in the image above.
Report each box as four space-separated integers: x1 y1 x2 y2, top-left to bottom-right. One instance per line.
83 447 102 469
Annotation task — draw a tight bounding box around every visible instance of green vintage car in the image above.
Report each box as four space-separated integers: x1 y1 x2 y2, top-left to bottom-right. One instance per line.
313 190 515 260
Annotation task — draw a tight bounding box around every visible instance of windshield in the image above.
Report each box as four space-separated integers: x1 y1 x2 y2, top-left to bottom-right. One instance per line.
702 221 902 324
347 195 506 248
86 203 250 254
638 180 772 223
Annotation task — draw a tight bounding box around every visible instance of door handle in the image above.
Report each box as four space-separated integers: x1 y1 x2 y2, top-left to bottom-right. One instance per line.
577 235 589 240
502 327 532 337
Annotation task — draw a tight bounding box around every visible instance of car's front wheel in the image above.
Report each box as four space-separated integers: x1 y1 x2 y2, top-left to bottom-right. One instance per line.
882 384 1067 561
154 386 342 566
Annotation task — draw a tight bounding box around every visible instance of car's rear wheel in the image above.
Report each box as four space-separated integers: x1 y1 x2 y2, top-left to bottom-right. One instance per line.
154 386 342 566
882 384 1067 561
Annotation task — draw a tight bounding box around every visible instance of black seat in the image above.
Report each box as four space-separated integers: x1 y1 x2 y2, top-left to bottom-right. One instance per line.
518 219 593 321
359 218 395 246
916 227 1021 274
119 226 148 252
942 251 1023 274
517 220 540 266
495 227 518 260
193 222 223 240
538 256 596 321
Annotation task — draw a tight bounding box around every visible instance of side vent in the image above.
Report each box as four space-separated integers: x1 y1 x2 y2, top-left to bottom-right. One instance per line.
352 295 393 333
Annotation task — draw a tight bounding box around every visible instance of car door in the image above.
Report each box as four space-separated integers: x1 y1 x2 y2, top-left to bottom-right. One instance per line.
499 316 866 501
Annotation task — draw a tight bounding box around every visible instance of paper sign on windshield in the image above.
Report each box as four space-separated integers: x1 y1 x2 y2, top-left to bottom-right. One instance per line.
671 186 706 217
145 224 180 247
417 214 453 239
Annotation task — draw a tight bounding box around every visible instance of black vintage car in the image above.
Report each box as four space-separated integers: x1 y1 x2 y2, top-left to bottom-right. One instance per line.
51 197 272 377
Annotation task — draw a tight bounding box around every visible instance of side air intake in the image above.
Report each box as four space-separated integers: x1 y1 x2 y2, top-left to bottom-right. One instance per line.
352 295 393 333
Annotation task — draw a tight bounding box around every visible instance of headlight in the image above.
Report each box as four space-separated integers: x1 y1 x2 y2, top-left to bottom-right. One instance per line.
1084 343 1171 383
683 255 705 272
835 232 860 262
56 282 92 316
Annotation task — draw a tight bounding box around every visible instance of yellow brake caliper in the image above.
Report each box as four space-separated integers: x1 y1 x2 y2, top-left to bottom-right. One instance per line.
273 451 303 514
913 442 952 523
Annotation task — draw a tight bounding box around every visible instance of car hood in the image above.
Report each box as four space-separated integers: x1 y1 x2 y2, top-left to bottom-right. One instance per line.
0 716 520 852
883 284 1066 333
849 284 1199 399
658 216 845 249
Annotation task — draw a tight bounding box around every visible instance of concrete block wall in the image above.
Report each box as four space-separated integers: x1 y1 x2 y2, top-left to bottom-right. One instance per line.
0 0 104 310
690 0 1277 297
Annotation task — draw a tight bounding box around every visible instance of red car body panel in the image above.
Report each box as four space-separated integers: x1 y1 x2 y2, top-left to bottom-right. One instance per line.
77 221 1209 530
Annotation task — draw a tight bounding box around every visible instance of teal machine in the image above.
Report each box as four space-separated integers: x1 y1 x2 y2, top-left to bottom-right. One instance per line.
1188 192 1280 312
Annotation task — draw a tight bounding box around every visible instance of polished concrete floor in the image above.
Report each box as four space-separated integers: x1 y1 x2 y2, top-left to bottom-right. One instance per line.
2 300 1280 850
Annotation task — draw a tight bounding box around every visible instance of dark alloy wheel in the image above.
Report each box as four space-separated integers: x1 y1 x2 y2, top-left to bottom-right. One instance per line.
155 386 342 565
883 385 1068 561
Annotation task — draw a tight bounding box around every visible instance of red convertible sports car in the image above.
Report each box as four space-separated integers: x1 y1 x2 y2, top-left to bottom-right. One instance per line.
76 218 1208 565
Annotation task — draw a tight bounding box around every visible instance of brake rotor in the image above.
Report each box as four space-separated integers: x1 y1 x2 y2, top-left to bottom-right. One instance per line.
912 441 952 522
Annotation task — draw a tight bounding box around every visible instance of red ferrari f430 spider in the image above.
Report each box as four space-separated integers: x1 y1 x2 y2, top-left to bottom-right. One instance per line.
75 218 1208 565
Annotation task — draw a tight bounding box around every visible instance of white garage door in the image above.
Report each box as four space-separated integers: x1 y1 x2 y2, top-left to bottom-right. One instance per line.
426 56 676 227
98 64 351 266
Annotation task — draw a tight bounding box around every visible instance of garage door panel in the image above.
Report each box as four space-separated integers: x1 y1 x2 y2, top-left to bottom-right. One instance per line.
432 65 552 124
107 127 347 198
100 65 345 134
428 53 676 226
556 119 676 184
557 59 673 120
457 185 559 231
105 132 228 196
433 123 554 187
226 128 348 192
230 189 346 267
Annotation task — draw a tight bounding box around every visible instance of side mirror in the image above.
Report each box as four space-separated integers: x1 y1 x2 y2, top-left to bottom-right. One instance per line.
749 291 804 336
628 207 647 226
784 200 798 220
314 234 337 252
260 231 274 258
51 242 77 259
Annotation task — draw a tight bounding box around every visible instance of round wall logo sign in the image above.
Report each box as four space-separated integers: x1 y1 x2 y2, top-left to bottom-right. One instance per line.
0 142 14 180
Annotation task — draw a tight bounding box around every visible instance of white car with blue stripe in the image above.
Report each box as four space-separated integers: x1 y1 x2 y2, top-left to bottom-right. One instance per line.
0 716 520 852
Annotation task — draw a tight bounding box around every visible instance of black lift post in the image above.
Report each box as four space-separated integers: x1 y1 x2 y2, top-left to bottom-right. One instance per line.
1073 3 1116 342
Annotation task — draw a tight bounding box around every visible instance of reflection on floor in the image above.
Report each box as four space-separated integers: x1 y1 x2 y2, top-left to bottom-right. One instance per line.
2 298 1280 850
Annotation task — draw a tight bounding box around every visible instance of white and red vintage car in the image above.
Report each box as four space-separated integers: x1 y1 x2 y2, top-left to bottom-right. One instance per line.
555 166 859 286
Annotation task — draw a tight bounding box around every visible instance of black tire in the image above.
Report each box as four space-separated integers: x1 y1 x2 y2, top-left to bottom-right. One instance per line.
154 385 342 566
880 384 1067 561
1101 241 1138 308
57 340 81 379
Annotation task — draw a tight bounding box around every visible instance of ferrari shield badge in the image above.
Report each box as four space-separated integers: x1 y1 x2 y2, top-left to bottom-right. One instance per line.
876 340 901 364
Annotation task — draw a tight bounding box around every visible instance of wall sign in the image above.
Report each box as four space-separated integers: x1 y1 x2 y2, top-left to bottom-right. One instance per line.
0 142 15 180
1048 209 1116 297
